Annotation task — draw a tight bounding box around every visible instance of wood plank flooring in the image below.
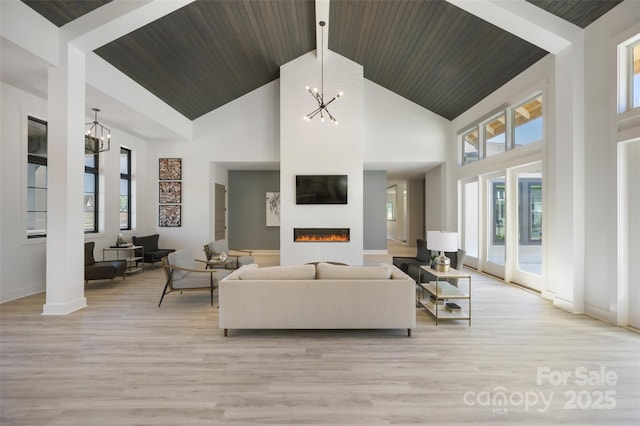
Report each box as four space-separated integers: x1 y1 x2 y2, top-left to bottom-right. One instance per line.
1 242 639 425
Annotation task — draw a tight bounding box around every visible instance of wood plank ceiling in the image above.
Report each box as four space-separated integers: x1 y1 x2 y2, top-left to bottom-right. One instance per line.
328 0 548 121
22 0 624 121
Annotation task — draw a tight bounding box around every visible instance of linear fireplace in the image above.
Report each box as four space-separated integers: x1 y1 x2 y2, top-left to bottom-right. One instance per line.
294 228 350 242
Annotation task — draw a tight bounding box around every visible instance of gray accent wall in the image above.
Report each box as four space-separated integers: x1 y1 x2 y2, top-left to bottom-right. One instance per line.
363 170 387 250
228 170 280 250
229 170 388 252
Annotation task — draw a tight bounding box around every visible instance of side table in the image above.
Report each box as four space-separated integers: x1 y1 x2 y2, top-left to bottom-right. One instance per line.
416 266 471 326
103 245 144 275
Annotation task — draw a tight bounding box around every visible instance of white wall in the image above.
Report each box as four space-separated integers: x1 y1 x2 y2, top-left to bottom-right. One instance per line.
279 50 364 265
364 80 449 165
1 83 48 302
0 82 148 303
585 2 640 324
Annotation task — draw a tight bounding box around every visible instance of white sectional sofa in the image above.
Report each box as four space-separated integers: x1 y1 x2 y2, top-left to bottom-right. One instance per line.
218 262 416 336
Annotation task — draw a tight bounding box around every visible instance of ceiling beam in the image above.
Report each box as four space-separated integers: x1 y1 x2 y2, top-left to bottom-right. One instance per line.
315 0 329 61
1 0 60 66
60 0 195 138
63 0 196 52
446 0 581 54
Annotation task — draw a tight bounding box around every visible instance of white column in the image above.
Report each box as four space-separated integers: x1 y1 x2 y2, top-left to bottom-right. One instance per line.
42 43 87 315
546 39 586 313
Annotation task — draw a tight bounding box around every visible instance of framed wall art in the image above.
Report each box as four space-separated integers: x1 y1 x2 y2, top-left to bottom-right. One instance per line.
159 181 182 204
159 158 182 180
266 192 280 227
159 205 181 227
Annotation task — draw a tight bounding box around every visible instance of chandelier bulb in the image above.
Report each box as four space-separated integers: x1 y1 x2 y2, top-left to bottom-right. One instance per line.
313 87 318 93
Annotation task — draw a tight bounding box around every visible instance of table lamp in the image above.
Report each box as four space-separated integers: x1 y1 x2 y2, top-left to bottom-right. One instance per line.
427 230 458 272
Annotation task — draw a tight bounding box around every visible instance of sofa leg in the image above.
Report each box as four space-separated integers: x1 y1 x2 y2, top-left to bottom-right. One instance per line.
407 329 412 337
224 329 228 337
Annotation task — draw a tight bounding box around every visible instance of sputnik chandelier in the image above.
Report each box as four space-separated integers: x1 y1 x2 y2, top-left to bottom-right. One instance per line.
85 108 111 153
303 21 343 124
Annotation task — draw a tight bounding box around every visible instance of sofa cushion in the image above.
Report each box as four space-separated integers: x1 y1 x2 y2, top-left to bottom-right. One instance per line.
316 263 392 280
239 264 316 280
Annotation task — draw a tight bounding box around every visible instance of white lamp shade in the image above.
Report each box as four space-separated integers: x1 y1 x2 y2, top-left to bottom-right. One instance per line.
426 231 458 253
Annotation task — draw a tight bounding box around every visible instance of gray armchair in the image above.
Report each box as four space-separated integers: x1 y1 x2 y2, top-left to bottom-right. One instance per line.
159 250 231 306
392 238 430 273
203 240 254 270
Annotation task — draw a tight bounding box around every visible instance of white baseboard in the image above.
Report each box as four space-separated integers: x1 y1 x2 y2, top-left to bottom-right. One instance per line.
364 250 388 255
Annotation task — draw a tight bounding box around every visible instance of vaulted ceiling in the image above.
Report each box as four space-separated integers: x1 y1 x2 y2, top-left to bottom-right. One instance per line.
21 0 623 122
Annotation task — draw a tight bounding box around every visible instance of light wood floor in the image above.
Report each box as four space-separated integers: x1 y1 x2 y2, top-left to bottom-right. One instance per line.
1 241 639 425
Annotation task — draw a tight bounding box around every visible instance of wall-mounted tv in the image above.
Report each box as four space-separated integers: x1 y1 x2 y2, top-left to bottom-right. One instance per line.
296 175 348 205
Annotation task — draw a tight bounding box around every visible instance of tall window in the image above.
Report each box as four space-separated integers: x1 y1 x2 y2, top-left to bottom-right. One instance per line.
27 117 47 238
84 139 99 233
120 147 132 230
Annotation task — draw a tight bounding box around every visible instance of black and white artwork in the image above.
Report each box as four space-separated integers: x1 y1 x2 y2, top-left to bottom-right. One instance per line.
266 192 280 227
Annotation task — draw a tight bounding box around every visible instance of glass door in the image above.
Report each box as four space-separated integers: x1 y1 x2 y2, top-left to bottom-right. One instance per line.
517 170 542 276
511 164 543 291
462 180 479 269
484 175 506 278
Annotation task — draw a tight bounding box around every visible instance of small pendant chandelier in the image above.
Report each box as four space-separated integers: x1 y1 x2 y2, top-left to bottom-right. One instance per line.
85 108 111 153
303 21 343 125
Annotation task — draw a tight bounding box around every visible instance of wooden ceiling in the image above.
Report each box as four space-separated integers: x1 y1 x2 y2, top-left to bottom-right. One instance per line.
22 0 113 27
21 0 624 121
328 0 547 120
94 0 316 120
526 0 623 28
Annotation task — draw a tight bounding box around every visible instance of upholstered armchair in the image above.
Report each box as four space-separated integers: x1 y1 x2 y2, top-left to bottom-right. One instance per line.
203 240 254 270
132 234 175 269
392 238 430 274
159 250 231 306
84 242 127 286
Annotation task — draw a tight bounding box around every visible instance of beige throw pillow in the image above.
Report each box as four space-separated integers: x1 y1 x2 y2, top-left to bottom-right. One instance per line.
316 263 392 280
239 264 316 280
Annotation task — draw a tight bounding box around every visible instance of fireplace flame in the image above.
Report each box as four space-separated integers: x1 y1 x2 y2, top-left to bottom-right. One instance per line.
295 234 349 242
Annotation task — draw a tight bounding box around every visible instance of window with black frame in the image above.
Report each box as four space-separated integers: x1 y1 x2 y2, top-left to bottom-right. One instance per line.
84 136 99 233
27 116 48 238
120 147 131 230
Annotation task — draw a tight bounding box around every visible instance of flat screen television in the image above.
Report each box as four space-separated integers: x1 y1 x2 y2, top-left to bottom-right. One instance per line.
296 175 348 205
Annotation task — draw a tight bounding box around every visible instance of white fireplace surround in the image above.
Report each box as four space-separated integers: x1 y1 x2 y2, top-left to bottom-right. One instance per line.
279 50 364 265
